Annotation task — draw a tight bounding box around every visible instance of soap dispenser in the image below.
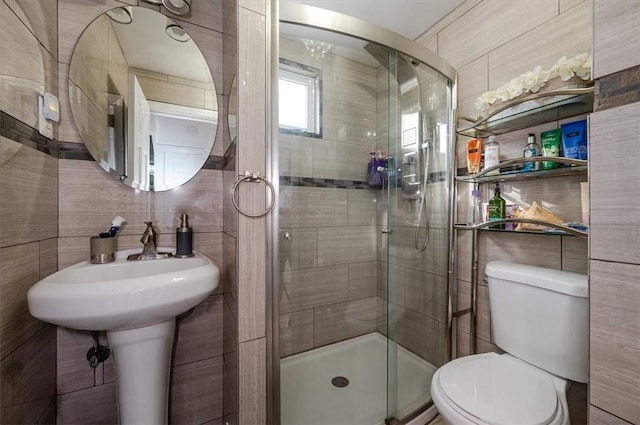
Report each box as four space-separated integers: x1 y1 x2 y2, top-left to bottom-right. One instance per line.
175 214 194 258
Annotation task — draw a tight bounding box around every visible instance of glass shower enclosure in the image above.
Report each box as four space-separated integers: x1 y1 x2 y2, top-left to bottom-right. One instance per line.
271 4 456 424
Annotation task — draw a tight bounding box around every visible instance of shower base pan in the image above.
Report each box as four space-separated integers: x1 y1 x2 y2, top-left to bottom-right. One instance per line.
281 332 437 425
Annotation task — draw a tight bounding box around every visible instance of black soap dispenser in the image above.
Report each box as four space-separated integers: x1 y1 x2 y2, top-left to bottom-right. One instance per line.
175 214 194 258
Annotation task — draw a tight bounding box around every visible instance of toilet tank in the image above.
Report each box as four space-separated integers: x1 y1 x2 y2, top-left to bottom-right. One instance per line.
485 261 588 383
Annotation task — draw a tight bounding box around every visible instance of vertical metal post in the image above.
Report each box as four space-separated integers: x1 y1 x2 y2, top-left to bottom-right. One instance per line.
445 78 458 362
470 228 479 354
267 2 280 424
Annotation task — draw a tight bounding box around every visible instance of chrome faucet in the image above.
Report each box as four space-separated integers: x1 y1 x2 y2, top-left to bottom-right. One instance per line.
138 221 160 260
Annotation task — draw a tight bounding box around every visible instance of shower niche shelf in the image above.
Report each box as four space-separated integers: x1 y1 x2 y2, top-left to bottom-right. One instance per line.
457 86 594 136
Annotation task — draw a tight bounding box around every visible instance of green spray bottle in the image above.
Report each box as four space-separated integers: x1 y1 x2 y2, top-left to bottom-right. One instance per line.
488 182 506 229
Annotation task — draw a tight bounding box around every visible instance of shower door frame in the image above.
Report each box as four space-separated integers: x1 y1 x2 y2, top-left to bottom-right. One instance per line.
268 3 459 423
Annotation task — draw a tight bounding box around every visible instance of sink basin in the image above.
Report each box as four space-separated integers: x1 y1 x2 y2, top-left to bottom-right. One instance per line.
27 248 219 331
27 247 219 425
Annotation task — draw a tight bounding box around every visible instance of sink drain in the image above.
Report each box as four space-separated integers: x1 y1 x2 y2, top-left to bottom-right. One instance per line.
331 376 349 388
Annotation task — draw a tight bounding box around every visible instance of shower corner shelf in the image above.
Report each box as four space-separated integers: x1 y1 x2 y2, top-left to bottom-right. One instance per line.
457 85 594 137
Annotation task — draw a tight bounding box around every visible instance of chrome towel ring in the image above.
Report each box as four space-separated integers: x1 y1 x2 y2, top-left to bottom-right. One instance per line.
231 171 277 218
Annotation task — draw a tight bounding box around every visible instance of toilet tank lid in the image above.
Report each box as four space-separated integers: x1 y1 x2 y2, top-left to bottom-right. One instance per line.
485 261 588 298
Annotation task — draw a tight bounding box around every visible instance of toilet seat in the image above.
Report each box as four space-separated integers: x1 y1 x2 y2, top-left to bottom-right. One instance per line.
433 353 564 425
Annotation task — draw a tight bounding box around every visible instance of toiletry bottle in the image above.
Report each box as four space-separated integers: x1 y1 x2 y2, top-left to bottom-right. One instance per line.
541 128 561 170
377 151 387 187
522 133 540 171
175 214 194 258
488 183 506 229
367 151 377 186
469 188 482 224
484 135 500 175
466 138 482 174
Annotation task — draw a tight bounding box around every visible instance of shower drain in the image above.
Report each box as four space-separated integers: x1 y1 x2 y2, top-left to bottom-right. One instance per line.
331 376 350 388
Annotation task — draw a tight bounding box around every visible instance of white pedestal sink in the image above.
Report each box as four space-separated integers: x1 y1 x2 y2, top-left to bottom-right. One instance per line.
27 248 219 424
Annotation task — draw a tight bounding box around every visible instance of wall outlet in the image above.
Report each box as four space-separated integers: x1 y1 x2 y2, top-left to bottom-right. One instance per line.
38 95 53 139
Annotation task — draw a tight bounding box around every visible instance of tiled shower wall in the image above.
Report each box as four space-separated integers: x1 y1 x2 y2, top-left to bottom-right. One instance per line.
278 23 451 368
278 37 380 358
0 0 58 423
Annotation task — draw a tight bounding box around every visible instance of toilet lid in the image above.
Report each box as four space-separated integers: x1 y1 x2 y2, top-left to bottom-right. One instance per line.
438 353 559 425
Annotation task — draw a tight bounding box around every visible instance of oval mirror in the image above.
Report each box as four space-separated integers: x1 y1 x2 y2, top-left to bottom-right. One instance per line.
68 6 217 191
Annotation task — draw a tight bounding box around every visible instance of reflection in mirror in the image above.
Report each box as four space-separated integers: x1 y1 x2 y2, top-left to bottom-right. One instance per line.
228 75 237 144
0 0 45 129
69 6 217 191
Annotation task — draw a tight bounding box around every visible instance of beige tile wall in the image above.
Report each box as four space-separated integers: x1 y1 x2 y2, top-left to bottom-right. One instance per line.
589 405 633 425
234 1 268 424
590 102 640 265
589 4 640 417
590 260 640 424
0 2 59 422
55 0 228 423
593 0 640 79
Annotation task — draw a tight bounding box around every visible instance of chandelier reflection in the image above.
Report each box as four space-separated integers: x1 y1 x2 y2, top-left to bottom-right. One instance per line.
302 38 333 59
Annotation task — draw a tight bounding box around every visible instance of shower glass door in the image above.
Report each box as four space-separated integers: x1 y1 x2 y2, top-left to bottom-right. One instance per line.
383 48 453 423
276 8 453 424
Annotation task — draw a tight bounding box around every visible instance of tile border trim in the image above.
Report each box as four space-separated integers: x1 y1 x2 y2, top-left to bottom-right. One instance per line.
594 64 640 112
280 170 447 190
0 111 57 157
0 111 226 170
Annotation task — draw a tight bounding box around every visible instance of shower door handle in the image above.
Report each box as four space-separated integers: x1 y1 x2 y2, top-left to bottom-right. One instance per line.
381 228 393 234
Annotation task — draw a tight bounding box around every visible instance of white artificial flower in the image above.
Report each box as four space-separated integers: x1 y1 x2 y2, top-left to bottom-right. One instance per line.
545 64 560 81
475 52 593 114
521 66 545 92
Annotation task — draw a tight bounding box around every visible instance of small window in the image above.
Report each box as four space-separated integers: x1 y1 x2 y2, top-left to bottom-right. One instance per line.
279 59 321 137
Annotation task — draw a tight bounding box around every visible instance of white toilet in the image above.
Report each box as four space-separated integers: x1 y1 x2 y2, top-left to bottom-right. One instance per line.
431 261 588 425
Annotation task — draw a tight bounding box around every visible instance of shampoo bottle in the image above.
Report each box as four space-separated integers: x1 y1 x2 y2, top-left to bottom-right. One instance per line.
488 183 506 229
175 214 194 258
